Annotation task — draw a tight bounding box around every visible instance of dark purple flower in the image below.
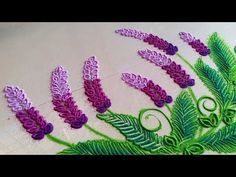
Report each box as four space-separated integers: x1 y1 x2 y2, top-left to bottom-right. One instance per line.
179 32 211 56
4 86 53 140
115 28 178 55
51 66 88 129
83 56 112 113
121 73 173 108
138 49 195 88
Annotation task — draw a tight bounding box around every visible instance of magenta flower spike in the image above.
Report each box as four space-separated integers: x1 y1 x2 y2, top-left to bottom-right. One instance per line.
51 66 88 129
138 49 195 88
83 56 111 113
121 73 173 107
179 32 210 56
4 86 53 140
115 28 178 55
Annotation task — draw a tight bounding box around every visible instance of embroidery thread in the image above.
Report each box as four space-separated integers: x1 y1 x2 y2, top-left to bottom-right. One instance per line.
83 56 111 113
4 31 236 155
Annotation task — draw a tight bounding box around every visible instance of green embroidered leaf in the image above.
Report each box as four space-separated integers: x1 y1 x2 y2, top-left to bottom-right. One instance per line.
162 135 178 147
170 91 198 142
58 140 148 155
97 112 160 151
198 113 219 128
195 58 230 106
183 143 204 155
199 122 236 153
208 32 236 83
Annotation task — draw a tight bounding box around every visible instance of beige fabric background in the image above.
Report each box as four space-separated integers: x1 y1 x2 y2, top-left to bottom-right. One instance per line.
0 22 236 154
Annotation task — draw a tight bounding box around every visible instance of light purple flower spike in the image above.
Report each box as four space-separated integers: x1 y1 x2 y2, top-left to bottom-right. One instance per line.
121 73 148 89
138 49 172 67
83 56 99 81
179 32 195 43
83 56 112 113
115 28 149 40
51 66 88 129
51 66 71 99
179 32 211 56
4 86 32 113
4 86 53 140
115 28 178 55
138 49 195 88
121 73 173 107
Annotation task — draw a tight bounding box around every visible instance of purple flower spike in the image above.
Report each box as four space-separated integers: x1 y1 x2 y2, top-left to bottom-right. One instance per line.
83 56 111 113
138 49 195 88
179 32 211 56
121 73 173 107
4 86 53 140
115 28 178 55
51 66 88 129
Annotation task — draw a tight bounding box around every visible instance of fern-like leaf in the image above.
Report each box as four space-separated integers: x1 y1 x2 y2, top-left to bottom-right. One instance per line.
97 112 161 151
199 122 236 153
58 140 148 155
171 91 198 142
195 58 231 106
208 32 236 83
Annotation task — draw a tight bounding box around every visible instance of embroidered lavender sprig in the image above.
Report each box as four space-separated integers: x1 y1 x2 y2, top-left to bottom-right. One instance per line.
138 49 195 88
115 28 178 55
179 32 210 56
121 73 173 107
4 86 53 140
51 66 88 129
83 56 111 113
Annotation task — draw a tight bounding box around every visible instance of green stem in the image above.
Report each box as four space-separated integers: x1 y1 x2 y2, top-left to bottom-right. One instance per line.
84 124 117 141
188 87 198 106
165 104 172 114
198 127 204 138
176 53 198 74
46 134 73 148
106 109 114 114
